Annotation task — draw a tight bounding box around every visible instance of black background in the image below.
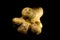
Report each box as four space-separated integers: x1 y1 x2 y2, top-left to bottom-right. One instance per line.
1 0 48 40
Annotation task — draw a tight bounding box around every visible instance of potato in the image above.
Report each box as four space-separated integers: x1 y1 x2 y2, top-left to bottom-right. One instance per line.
12 7 43 35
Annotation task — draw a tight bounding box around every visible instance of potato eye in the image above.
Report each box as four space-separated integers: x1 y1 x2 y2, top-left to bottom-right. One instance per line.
35 21 39 25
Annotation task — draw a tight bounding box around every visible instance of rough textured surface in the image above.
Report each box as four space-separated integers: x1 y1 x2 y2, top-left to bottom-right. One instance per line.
12 7 43 35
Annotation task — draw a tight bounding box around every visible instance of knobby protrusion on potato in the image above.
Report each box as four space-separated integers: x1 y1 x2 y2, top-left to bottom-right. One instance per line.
12 7 43 35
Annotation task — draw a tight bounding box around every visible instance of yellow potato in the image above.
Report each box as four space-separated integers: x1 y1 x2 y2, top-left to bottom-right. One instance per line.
12 7 43 35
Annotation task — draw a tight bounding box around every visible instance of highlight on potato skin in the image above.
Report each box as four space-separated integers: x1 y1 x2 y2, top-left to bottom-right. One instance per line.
12 7 43 35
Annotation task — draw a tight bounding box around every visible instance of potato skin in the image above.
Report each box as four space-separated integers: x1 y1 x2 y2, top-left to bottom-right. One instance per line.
12 7 43 35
